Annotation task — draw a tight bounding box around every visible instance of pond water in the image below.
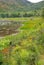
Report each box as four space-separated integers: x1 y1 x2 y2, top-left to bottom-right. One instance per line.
0 20 22 37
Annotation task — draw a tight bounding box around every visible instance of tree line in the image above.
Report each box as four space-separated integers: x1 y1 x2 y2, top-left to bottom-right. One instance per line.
0 8 44 18
0 13 34 18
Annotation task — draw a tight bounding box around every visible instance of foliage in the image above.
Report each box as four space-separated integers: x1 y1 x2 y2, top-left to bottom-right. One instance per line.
0 17 44 65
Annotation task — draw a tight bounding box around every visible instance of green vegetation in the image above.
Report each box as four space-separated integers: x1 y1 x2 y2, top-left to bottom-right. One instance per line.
0 0 44 65
0 0 44 13
0 17 44 65
0 11 43 18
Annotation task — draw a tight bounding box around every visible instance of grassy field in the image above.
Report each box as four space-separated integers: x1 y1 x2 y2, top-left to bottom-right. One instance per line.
0 17 44 65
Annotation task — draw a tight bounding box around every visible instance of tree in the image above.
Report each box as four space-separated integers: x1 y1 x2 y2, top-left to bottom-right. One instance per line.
41 7 44 18
23 13 28 17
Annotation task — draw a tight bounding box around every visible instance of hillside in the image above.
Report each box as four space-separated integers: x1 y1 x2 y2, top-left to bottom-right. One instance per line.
0 0 44 13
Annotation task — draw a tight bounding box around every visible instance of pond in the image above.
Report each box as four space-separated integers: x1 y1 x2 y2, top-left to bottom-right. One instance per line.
0 20 22 37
